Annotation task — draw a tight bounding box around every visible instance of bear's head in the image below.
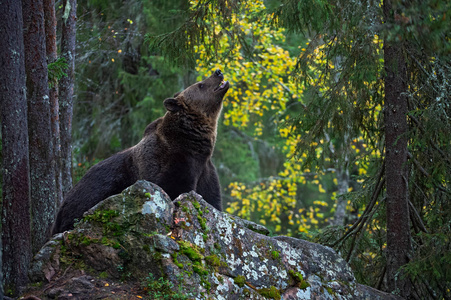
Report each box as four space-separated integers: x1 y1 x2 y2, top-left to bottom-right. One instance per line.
163 69 229 121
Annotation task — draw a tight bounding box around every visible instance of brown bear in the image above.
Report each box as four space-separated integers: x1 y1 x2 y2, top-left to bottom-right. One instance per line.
52 69 229 234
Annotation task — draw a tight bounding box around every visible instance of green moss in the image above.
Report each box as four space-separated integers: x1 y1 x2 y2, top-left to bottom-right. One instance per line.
257 286 281 300
193 262 208 276
70 232 122 250
175 238 213 292
99 271 109 278
100 236 110 245
205 254 228 269
289 270 310 290
82 209 126 236
214 243 221 251
172 252 184 268
141 273 190 300
203 280 211 291
289 270 302 281
66 232 97 248
153 251 163 261
299 280 310 289
84 209 119 224
182 205 190 213
142 233 154 238
107 223 124 236
205 255 220 267
271 250 280 260
81 235 93 246
199 276 211 291
193 200 201 210
200 277 211 291
234 275 246 287
145 192 151 198
178 240 204 261
325 286 334 295
197 214 207 230
100 236 122 248
58 239 87 273
183 247 202 261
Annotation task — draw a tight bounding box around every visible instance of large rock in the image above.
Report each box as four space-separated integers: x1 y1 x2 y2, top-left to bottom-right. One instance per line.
26 180 401 299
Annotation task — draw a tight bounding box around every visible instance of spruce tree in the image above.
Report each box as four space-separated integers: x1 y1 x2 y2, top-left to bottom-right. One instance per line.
149 0 450 297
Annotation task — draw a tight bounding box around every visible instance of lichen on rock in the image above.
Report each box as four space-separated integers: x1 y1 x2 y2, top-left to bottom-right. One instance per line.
27 180 402 299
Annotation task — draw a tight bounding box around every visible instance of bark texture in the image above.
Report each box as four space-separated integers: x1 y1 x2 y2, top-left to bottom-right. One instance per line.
59 0 77 197
44 0 63 205
383 0 412 297
0 0 32 294
332 166 350 226
22 0 57 253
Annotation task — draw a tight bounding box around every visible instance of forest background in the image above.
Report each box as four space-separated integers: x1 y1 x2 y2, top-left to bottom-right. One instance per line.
0 0 450 299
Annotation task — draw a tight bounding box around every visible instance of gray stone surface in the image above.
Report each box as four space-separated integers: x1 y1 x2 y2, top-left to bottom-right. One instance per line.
27 180 402 299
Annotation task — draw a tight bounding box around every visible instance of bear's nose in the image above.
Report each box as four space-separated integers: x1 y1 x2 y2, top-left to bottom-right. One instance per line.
214 69 223 78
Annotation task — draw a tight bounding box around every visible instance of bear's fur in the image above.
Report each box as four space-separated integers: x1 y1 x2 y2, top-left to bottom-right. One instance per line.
52 70 229 234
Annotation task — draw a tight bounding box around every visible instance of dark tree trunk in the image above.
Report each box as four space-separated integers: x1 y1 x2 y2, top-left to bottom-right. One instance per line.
22 0 57 253
0 0 32 294
383 0 412 297
0 237 2 299
44 0 63 205
59 0 77 197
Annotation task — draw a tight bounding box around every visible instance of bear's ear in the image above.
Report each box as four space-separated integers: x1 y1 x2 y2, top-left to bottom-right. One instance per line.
164 98 181 112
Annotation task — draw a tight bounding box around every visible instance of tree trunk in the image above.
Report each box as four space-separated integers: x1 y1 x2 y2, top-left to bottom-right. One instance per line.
44 0 63 206
0 0 32 294
326 132 350 227
59 0 77 197
0 236 2 299
22 0 57 253
332 165 350 226
383 0 412 297
44 0 63 205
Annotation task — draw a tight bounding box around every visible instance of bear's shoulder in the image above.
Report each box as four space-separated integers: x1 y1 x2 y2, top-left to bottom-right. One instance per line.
143 117 163 136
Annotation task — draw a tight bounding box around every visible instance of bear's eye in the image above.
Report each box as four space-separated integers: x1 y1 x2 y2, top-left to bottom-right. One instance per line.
199 83 204 89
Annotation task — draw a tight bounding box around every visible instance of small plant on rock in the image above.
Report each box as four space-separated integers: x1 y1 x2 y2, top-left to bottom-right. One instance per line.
141 273 190 300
